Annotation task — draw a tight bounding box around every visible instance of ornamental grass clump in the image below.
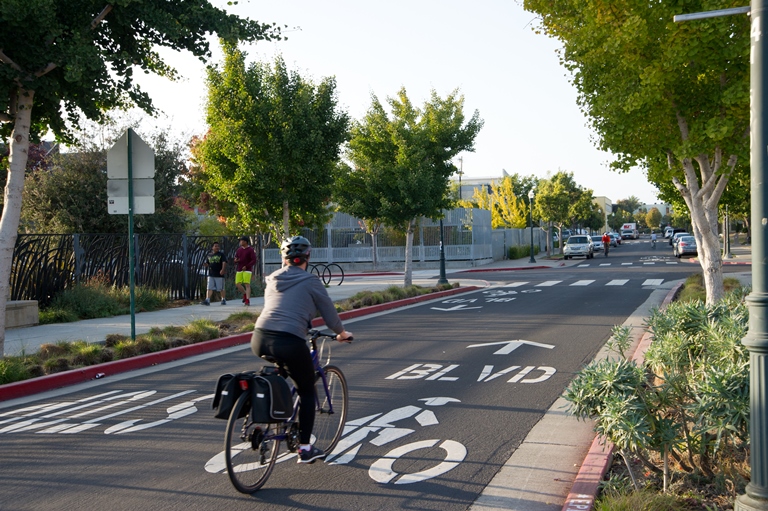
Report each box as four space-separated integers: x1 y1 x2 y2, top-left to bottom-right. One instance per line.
565 287 750 494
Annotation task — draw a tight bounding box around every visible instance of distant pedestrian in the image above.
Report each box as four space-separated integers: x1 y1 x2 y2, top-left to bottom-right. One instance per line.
234 236 257 306
202 241 227 306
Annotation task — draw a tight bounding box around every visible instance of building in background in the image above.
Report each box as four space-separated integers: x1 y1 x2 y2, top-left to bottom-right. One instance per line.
593 196 612 233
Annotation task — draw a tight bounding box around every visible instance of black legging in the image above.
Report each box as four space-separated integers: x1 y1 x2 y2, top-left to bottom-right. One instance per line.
251 329 315 444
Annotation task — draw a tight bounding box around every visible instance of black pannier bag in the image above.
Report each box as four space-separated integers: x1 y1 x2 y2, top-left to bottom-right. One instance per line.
251 369 294 423
212 372 256 420
212 369 293 422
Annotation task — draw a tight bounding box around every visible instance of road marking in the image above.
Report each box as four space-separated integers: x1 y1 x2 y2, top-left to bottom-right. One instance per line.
504 282 528 287
466 340 555 355
431 304 482 311
666 262 678 265
577 264 589 267
535 280 561 287
606 279 629 286
621 263 632 265
599 263 610 266
643 279 664 286
570 280 595 286
643 262 655 265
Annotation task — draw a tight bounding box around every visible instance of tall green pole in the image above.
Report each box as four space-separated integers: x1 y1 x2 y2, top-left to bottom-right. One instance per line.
737 1 768 508
437 218 448 285
528 191 536 263
127 129 136 340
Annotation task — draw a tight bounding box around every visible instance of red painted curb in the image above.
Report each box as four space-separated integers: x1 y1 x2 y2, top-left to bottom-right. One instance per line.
560 281 683 511
0 285 482 402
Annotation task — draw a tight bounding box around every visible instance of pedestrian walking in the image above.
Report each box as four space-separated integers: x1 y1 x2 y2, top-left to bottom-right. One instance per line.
202 241 227 305
234 236 257 306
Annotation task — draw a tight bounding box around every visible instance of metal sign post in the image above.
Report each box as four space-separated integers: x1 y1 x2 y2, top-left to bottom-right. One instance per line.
107 129 155 340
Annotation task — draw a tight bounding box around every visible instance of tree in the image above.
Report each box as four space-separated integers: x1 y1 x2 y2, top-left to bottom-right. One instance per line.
194 46 349 240
341 88 483 285
614 196 643 215
534 171 593 253
0 1 278 354
646 207 662 231
525 0 749 304
457 173 537 229
21 130 190 234
607 208 632 232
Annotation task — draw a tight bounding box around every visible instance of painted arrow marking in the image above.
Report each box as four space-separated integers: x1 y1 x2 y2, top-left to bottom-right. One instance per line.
431 304 483 311
466 340 555 355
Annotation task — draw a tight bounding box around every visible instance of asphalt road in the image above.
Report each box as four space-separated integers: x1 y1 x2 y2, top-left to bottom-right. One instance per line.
0 239 733 511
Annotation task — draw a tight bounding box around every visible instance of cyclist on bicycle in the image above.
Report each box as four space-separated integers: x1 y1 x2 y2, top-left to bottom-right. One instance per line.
651 231 657 247
601 232 611 256
251 235 353 464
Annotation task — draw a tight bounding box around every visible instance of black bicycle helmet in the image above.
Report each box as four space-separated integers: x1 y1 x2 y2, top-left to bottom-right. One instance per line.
281 235 311 265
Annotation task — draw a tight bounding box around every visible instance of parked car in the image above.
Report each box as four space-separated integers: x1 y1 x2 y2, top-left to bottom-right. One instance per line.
607 233 619 247
561 229 572 241
670 231 690 247
591 235 604 252
563 235 594 259
668 228 688 243
674 235 697 258
664 226 675 238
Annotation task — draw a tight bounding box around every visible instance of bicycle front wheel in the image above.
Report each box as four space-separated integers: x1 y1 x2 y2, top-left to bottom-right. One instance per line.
224 392 280 493
312 365 348 453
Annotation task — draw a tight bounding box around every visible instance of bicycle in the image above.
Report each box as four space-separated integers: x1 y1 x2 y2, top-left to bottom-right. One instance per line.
603 243 609 257
223 329 350 493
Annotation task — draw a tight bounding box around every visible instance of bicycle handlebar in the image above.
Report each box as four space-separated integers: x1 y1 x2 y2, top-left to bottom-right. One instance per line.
309 329 354 343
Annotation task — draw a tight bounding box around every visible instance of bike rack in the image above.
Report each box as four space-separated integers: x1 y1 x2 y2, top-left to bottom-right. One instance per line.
309 263 345 286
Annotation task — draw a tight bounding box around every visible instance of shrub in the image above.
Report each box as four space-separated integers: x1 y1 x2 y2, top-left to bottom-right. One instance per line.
43 357 71 374
181 319 219 344
37 342 73 360
0 358 30 384
507 245 540 260
565 287 750 487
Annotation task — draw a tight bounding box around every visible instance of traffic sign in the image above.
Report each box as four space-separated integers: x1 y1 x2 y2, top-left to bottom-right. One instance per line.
107 130 155 179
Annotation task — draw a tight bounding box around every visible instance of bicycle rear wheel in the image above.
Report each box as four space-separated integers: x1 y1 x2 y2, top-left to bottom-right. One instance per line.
224 392 280 493
312 365 348 453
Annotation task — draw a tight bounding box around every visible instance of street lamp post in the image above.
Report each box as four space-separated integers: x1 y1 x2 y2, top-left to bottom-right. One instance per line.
437 217 448 285
674 5 767 510
528 189 536 263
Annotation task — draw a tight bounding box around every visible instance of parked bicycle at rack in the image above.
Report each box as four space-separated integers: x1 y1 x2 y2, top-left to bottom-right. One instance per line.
309 263 345 286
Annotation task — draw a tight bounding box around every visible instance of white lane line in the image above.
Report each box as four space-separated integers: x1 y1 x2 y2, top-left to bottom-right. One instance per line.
643 279 664 286
535 281 562 287
666 262 678 265
570 280 595 286
606 280 629 286
643 262 655 265
577 264 589 268
599 263 610 266
621 263 633 266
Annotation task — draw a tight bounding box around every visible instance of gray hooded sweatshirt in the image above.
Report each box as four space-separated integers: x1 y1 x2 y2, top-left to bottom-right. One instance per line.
255 265 344 339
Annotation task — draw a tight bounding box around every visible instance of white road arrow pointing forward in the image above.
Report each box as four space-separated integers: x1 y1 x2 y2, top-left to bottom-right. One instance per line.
466 340 555 355
431 304 483 311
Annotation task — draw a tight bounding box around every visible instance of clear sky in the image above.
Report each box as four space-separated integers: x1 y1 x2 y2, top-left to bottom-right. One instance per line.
135 0 661 205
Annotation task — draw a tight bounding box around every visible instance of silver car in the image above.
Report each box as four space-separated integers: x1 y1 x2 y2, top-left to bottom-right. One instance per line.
563 235 594 259
674 235 697 258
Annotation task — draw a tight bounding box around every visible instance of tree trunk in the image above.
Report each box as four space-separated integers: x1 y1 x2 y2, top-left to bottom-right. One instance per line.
282 201 290 240
0 89 34 356
404 219 414 286
674 154 728 305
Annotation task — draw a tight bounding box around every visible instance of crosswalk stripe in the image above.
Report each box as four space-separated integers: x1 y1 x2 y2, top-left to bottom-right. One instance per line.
570 280 595 286
643 262 655 265
577 264 589 268
621 263 633 266
643 279 664 286
606 280 629 286
599 263 610 266
535 280 562 287
666 262 678 265
504 282 528 287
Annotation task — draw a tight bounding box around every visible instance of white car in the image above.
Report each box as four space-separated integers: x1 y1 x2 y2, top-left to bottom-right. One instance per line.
563 235 594 259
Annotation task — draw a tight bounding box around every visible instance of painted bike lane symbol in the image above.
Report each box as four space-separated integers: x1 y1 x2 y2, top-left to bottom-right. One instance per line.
327 396 467 484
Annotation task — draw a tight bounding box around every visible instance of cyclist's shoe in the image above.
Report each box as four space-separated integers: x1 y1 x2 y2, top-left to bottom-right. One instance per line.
201 299 210 306
221 299 227 305
297 445 326 464
244 298 250 306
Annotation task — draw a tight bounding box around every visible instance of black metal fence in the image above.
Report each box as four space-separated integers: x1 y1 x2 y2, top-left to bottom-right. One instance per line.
11 234 262 307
